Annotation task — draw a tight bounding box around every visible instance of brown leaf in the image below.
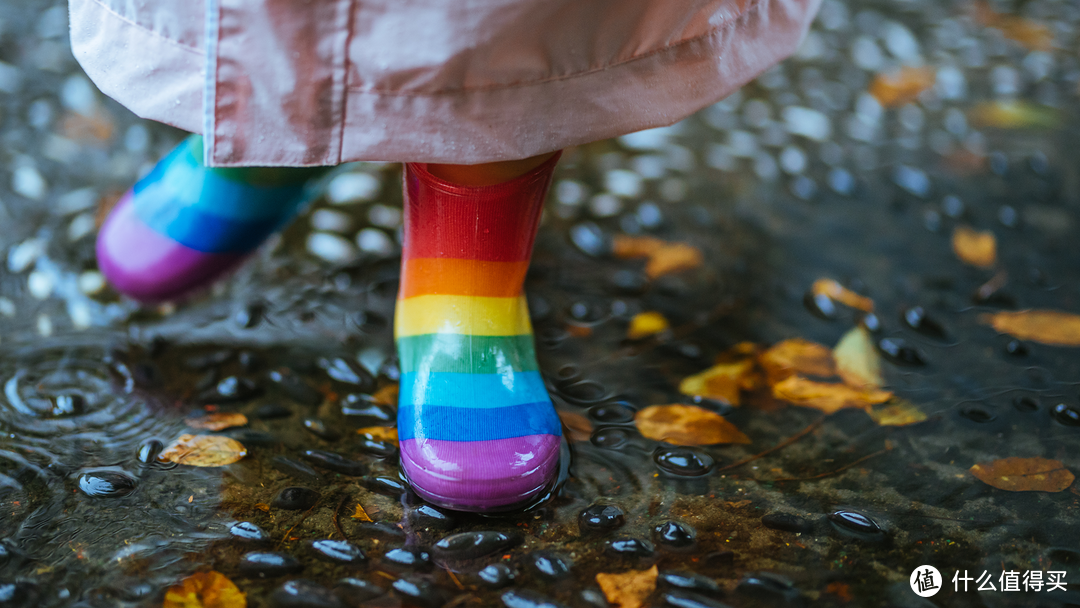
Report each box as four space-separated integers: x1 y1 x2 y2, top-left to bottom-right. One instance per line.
163 571 247 608
635 404 750 445
186 413 248 432
370 384 399 406
357 426 399 445
61 108 116 142
868 67 936 108
679 359 757 406
760 338 837 383
596 566 658 608
613 236 703 279
811 279 874 312
866 399 927 426
627 311 670 340
558 411 594 442
772 376 892 414
351 503 373 522
973 0 1053 51
159 434 247 467
952 225 997 268
980 309 1080 347
969 457 1074 492
833 326 883 389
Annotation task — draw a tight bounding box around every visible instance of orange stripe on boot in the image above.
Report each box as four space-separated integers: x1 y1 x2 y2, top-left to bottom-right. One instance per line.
399 258 529 299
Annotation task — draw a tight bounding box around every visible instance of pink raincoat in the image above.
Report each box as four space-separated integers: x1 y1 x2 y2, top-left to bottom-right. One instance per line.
69 0 820 167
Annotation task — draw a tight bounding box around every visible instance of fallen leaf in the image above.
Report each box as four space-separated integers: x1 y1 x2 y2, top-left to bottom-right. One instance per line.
159 434 247 467
635 404 750 445
969 457 1074 492
952 225 997 268
973 0 1053 51
558 411 594 442
868 67 936 108
627 311 670 340
969 101 1060 129
351 503 373 522
186 413 248 431
612 236 703 279
595 566 658 608
679 358 757 406
357 426 399 445
163 571 247 608
867 399 927 426
760 338 837 383
772 376 892 414
61 108 116 142
833 326 883 389
254 503 270 513
980 309 1080 346
811 279 874 312
370 384 398 406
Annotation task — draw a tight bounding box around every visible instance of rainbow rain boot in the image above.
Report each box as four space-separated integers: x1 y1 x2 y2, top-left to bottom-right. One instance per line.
395 153 563 512
96 136 324 302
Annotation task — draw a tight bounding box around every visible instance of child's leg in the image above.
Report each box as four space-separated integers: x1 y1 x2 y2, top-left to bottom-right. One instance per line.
97 136 326 302
396 152 562 512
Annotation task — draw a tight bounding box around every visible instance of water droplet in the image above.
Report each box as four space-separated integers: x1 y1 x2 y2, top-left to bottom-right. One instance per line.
736 572 802 605
605 536 655 558
340 394 394 422
0 583 40 607
253 403 292 419
827 509 887 542
654 449 714 477
77 470 136 498
271 456 324 484
657 570 724 597
588 403 635 424
876 338 927 366
238 552 302 578
383 547 433 572
761 512 813 534
1012 395 1039 412
659 589 730 608
230 521 270 542
501 589 569 608
570 222 609 257
559 380 608 404
183 350 233 370
350 310 388 334
591 427 630 449
269 579 342 608
318 357 376 392
407 504 457 531
959 406 996 423
271 487 320 510
268 369 323 406
301 450 365 476
1005 340 1029 357
390 577 444 608
356 438 397 459
334 578 385 604
233 301 265 329
529 551 572 580
654 521 697 549
579 503 626 534
202 376 262 403
861 312 882 334
136 439 163 464
803 291 838 319
901 307 948 340
477 563 517 589
1051 403 1080 427
303 418 341 441
364 476 411 497
309 539 366 565
433 531 521 561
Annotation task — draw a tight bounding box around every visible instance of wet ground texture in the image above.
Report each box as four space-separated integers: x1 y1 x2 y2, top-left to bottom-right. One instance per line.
2 0 1080 606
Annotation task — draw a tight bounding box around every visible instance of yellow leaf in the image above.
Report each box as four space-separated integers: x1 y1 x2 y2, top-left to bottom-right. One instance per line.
558 410 594 442
679 359 756 406
969 101 1060 129
612 236 703 279
772 376 892 414
163 571 246 608
980 309 1080 347
371 384 399 406
357 426 399 445
833 326 883 389
868 67 936 108
970 457 1074 492
159 434 247 467
351 503 373 522
596 566 658 608
867 400 926 426
635 404 750 445
186 413 248 432
973 0 1054 51
952 225 996 268
811 279 874 312
627 311 670 340
760 338 837 383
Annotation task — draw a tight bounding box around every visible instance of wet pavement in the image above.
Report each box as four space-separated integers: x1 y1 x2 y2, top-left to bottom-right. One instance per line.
2 0 1080 606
